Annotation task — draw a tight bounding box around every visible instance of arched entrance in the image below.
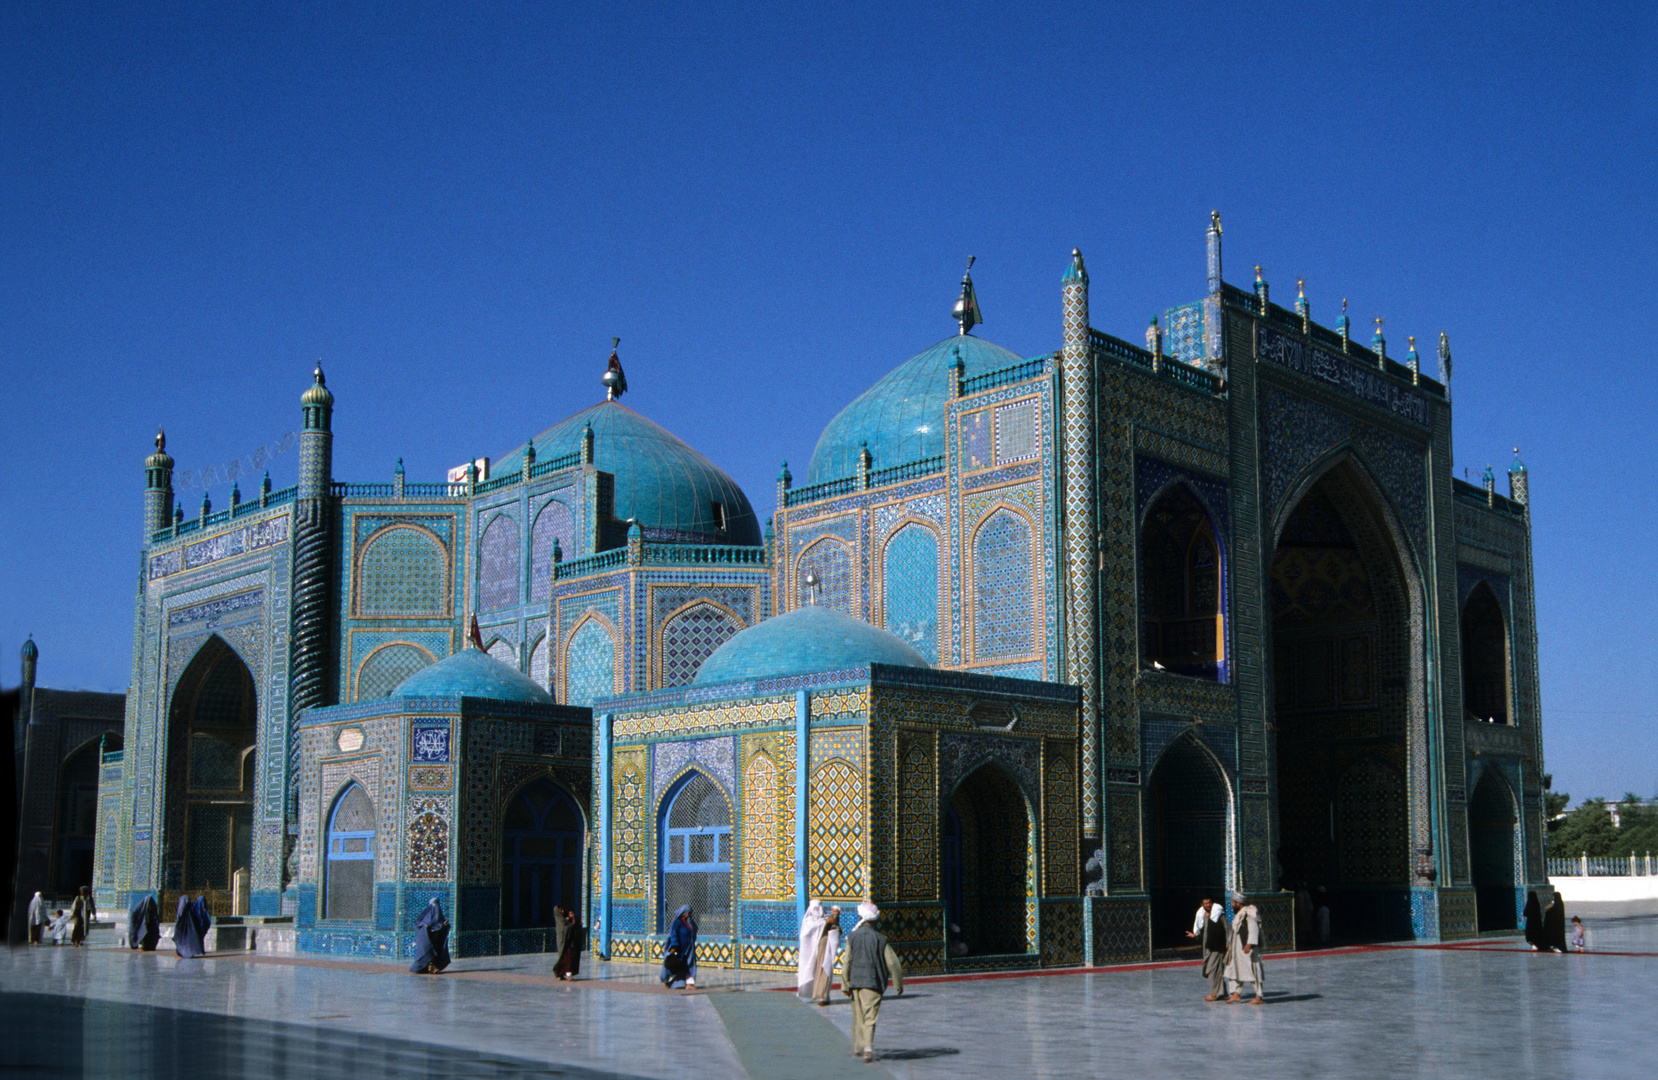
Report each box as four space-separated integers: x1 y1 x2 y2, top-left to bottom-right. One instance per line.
502 777 584 929
324 783 375 920
1462 584 1511 724
1270 462 1419 942
1147 735 1230 948
659 771 732 936
163 637 257 915
1468 767 1519 931
943 762 1031 956
1140 485 1225 680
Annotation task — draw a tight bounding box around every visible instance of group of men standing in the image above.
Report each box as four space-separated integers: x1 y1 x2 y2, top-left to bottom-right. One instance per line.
1187 892 1266 1005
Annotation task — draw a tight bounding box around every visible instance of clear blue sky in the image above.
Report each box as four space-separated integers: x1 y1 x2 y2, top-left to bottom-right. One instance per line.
3 2 1653 801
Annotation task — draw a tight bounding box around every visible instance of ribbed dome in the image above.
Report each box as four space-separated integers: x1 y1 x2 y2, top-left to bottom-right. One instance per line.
807 334 1025 485
392 648 554 704
496 401 761 546
301 365 335 408
691 605 930 687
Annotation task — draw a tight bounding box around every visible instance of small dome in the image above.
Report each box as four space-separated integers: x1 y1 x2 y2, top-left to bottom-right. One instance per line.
20 635 38 660
692 605 930 687
391 648 554 704
301 365 335 408
807 334 1026 484
495 400 760 545
146 428 174 471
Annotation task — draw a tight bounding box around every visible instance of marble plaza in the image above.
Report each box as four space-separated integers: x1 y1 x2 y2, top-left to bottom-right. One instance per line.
4 916 1654 1079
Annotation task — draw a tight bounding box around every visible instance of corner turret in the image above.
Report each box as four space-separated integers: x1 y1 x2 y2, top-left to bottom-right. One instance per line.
1508 448 1528 506
299 364 334 500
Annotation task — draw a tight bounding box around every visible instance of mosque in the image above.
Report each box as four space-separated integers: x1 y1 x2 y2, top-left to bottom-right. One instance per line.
95 214 1549 971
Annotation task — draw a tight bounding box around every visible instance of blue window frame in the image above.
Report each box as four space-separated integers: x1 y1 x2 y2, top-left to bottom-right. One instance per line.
659 771 732 935
325 782 375 920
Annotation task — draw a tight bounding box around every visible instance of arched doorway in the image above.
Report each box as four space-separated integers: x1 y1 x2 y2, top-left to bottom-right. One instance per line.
1462 584 1511 724
943 762 1031 956
163 637 257 915
659 771 732 936
324 783 375 920
1147 735 1230 948
1270 463 1418 942
1468 768 1519 931
502 777 584 929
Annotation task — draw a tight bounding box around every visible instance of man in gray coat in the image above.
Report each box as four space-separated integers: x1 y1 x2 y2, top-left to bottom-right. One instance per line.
839 902 903 1064
1186 896 1230 1001
1225 891 1265 1005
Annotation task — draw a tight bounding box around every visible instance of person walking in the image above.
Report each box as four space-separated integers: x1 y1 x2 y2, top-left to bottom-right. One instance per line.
661 905 698 989
1186 896 1230 1001
26 892 47 945
128 893 162 951
1541 892 1568 953
1522 890 1543 950
797 900 842 1003
1570 915 1586 952
1225 892 1265 1005
553 906 584 980
68 887 90 947
174 895 211 959
409 897 451 973
839 902 903 1064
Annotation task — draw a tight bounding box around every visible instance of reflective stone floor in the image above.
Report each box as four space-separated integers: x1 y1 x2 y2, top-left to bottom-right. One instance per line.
4 917 1656 1079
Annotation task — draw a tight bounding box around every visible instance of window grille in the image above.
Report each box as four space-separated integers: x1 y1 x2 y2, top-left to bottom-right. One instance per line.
325 783 375 920
661 772 731 935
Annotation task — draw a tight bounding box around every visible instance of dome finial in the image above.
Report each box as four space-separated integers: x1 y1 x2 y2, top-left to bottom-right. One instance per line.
602 338 628 400
803 570 822 605
313 361 325 386
953 256 982 336
155 427 166 452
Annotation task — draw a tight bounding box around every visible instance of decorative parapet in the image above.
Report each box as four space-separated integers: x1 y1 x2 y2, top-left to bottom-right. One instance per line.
150 485 297 544
960 356 1051 396
641 544 767 568
553 547 629 580
1452 477 1526 518
1089 328 1222 394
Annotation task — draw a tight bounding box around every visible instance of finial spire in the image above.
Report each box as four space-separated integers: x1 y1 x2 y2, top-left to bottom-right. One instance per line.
803 570 822 606
953 256 982 335
602 338 628 400
155 427 166 452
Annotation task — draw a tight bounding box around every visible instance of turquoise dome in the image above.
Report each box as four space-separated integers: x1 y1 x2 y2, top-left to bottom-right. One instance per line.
807 334 1026 484
392 648 555 704
691 605 931 687
496 401 760 546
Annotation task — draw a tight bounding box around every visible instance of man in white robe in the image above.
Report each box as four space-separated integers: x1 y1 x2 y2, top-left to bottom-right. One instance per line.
797 900 841 1003
1186 896 1229 1001
1225 891 1265 1004
27 892 47 944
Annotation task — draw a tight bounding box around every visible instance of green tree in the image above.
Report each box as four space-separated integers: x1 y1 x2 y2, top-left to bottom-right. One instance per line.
1543 774 1570 829
1548 798 1618 858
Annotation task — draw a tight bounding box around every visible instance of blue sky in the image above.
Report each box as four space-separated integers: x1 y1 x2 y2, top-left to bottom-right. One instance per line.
3 2 1653 800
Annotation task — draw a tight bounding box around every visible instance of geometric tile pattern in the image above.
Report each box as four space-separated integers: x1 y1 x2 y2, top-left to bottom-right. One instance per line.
796 538 854 616
1042 746 1078 895
406 795 450 880
994 399 1038 464
358 526 447 616
1060 268 1098 838
741 751 779 898
529 499 573 603
478 513 520 613
808 758 863 901
486 639 517 669
659 602 742 689
612 752 646 897
971 509 1035 660
960 408 992 470
651 736 736 808
881 523 941 662
355 643 436 702
564 619 616 707
897 732 936 900
528 635 548 691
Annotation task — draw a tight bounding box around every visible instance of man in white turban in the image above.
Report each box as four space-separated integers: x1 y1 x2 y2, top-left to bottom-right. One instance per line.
1225 891 1265 1005
797 900 842 1003
838 902 903 1063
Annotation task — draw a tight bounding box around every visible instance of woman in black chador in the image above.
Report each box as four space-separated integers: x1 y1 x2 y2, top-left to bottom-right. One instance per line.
173 895 211 959
1541 891 1569 953
128 893 161 951
553 906 584 981
410 897 451 974
1522 891 1543 949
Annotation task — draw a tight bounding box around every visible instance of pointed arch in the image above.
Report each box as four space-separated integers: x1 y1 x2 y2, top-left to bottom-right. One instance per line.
1468 765 1520 930
944 759 1034 955
658 769 733 934
968 502 1040 664
485 636 518 669
164 634 257 914
1139 483 1226 680
356 523 448 616
1462 581 1512 724
530 498 575 603
795 535 854 615
880 519 943 663
478 511 522 612
354 641 436 701
1146 731 1234 946
657 599 744 689
323 781 376 921
501 775 586 929
528 634 549 691
563 614 618 706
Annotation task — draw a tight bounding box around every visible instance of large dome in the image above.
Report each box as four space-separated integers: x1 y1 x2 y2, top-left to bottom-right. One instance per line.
806 334 1026 484
391 648 555 704
496 401 761 546
691 605 931 687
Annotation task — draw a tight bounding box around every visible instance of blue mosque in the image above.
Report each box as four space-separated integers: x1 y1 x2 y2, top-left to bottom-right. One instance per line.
93 214 1549 971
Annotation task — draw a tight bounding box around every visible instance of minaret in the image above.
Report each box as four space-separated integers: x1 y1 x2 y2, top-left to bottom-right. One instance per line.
1295 280 1309 332
1372 317 1387 367
1508 449 1529 506
19 635 37 728
143 428 175 539
1254 265 1268 310
1338 299 1351 352
1204 212 1225 371
1406 336 1421 385
1060 247 1099 844
1437 331 1453 391
1206 211 1223 294
289 364 337 832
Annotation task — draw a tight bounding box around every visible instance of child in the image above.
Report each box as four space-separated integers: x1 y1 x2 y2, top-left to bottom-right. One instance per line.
1570 915 1586 952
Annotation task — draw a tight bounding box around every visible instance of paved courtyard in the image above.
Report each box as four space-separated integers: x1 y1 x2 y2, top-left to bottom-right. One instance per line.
4 917 1655 1079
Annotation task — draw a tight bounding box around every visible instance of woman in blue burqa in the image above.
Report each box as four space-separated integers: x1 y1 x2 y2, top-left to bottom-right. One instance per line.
173 895 211 959
128 893 161 951
410 897 452 974
660 905 698 989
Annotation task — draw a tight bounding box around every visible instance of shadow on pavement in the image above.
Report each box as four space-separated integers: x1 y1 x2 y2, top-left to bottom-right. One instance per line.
0 992 650 1080
879 1047 962 1061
